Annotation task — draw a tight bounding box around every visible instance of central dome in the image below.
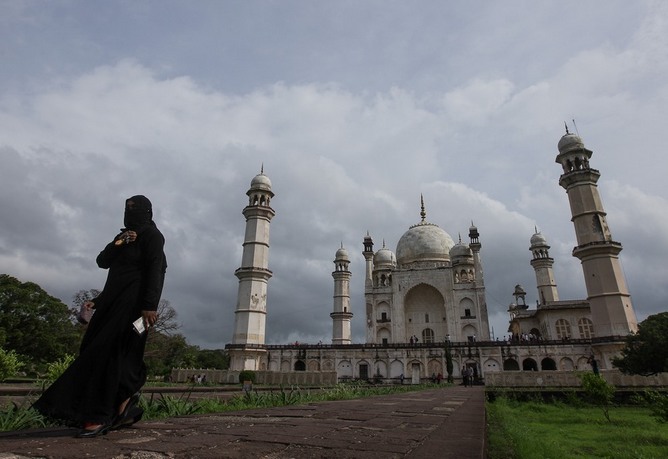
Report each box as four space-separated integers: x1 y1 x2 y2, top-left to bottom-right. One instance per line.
396 222 455 265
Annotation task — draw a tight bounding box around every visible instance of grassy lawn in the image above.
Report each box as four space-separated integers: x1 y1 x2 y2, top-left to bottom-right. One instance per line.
487 397 668 459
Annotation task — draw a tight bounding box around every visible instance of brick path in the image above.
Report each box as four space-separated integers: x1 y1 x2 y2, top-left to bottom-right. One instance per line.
0 385 486 458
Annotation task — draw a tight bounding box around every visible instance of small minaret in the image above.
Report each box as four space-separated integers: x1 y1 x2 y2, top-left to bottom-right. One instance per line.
229 168 275 371
362 232 374 288
331 244 353 344
529 228 559 305
469 221 484 284
556 127 638 336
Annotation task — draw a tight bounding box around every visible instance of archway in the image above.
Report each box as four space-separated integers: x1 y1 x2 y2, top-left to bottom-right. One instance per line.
294 360 306 371
484 358 501 372
427 359 443 377
374 361 388 379
560 357 574 371
376 327 391 345
404 284 446 343
522 358 538 371
337 360 353 379
503 359 520 371
390 359 405 378
541 358 556 371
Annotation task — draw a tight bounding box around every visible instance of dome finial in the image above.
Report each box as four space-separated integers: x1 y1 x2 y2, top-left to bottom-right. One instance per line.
420 194 426 222
260 162 264 175
564 121 570 135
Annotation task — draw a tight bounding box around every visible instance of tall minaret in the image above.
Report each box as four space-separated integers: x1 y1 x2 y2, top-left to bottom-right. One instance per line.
331 244 353 344
229 168 275 371
556 128 637 336
529 229 559 305
362 233 375 343
468 222 490 339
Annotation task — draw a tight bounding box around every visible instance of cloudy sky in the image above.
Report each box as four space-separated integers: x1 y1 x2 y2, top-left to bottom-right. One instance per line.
1 1 667 349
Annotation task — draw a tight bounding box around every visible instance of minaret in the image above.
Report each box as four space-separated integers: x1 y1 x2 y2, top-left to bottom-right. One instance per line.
363 232 374 288
468 221 490 339
529 228 559 305
362 233 374 343
229 168 275 371
556 128 637 336
331 244 353 344
468 221 483 284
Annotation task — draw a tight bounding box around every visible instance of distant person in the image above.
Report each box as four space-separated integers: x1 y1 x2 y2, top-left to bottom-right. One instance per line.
34 195 167 437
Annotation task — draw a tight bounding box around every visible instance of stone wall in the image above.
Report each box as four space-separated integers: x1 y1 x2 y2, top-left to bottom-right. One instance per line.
170 368 338 386
485 370 668 388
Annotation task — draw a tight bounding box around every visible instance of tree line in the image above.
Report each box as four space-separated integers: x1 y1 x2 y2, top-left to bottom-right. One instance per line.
0 274 228 380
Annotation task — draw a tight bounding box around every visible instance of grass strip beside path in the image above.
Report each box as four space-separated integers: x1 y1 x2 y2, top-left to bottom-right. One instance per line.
487 397 668 459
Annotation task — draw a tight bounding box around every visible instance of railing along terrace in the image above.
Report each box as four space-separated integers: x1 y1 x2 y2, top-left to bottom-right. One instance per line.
225 335 628 351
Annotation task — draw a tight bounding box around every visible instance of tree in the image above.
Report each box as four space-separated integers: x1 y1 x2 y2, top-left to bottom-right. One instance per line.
195 349 229 370
612 312 668 376
0 274 81 366
153 299 179 335
444 342 454 383
580 372 614 422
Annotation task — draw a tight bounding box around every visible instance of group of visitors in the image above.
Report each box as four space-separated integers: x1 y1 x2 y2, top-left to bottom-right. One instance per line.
462 366 475 387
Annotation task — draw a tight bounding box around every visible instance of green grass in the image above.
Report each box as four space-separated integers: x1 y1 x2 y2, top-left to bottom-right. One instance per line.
487 397 668 459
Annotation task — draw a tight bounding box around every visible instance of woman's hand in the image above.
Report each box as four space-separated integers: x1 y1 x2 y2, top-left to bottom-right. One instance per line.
115 230 138 246
142 310 158 328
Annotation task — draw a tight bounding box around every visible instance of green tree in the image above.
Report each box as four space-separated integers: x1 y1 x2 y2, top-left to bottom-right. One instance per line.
0 274 80 366
195 349 229 370
580 372 615 422
444 342 454 383
144 333 199 377
612 312 668 376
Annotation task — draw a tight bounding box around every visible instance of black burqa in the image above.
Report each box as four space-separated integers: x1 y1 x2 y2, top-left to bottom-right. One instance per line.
34 195 167 426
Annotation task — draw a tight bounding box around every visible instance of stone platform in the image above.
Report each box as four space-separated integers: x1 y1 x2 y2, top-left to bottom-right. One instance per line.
0 385 486 458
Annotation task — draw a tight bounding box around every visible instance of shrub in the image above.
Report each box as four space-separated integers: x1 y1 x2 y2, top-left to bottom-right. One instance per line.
0 347 24 381
38 354 75 389
0 402 48 431
635 390 668 424
580 372 614 422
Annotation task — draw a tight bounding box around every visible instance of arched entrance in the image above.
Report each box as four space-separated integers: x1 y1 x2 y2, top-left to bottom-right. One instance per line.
541 358 556 371
522 358 538 371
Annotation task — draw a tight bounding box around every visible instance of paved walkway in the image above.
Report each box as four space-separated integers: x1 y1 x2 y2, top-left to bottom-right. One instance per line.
0 385 486 459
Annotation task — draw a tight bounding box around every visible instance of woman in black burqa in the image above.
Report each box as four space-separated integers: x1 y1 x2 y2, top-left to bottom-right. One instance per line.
34 195 167 437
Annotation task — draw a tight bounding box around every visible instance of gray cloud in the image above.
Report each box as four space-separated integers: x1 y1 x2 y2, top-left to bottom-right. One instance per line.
0 2 666 348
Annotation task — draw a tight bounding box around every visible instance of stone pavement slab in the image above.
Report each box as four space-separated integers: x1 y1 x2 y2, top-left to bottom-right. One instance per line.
0 386 486 458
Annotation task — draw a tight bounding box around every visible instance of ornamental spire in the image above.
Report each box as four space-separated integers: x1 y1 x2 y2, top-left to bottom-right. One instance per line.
420 194 426 222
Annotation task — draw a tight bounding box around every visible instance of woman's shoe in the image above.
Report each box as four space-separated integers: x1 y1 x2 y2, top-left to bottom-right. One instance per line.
111 392 141 430
112 405 144 430
76 422 110 438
